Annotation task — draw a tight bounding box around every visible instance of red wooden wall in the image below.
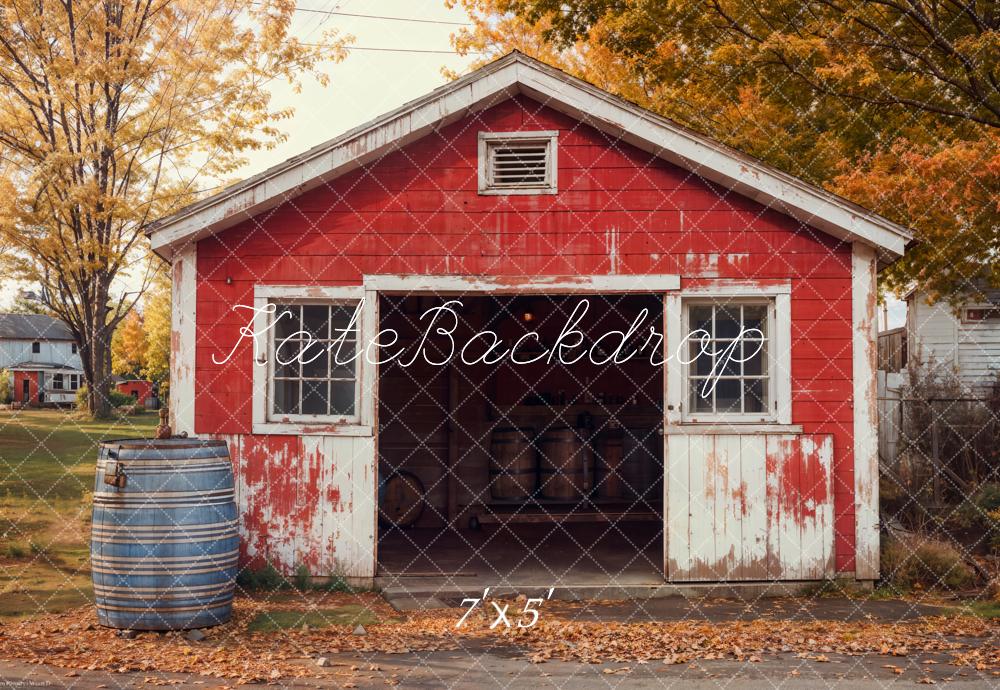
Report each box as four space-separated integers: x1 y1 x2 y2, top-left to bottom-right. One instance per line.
194 95 857 572
116 380 153 406
13 371 38 405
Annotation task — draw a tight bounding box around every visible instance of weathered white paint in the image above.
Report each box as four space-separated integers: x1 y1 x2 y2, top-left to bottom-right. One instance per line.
170 243 197 436
477 130 558 195
666 424 803 435
250 284 374 436
906 289 1000 390
0 339 80 370
664 284 792 426
363 273 681 294
853 243 880 580
666 433 834 581
147 54 911 260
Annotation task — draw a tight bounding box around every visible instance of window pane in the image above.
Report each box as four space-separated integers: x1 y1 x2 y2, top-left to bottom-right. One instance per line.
690 306 712 334
690 381 713 412
269 299 360 421
274 305 300 339
690 340 713 376
716 305 740 338
330 306 356 334
743 341 765 375
302 380 328 415
275 356 298 378
330 381 355 415
716 379 741 413
274 379 299 415
744 379 768 413
744 305 767 335
331 342 356 376
719 341 740 376
302 305 330 338
301 346 329 379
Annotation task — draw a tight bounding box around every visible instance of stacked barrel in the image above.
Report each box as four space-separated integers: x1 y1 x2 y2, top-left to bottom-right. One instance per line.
487 424 659 502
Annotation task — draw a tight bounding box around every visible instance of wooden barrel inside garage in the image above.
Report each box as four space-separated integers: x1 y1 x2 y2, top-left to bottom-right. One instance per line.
378 471 425 528
623 427 662 501
91 439 238 631
538 427 594 500
489 427 537 500
597 427 625 499
597 427 663 501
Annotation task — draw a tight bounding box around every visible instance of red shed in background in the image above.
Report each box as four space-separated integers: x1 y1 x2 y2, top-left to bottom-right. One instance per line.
148 53 911 590
114 379 155 406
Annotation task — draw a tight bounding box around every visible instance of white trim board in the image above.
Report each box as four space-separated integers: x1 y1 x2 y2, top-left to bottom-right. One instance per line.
852 242 880 580
147 53 912 261
363 273 680 294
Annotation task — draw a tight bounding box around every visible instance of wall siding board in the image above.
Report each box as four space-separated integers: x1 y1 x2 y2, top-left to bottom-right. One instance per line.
667 433 834 582
191 95 859 579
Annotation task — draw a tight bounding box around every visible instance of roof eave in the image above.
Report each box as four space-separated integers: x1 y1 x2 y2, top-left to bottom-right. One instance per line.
148 52 912 262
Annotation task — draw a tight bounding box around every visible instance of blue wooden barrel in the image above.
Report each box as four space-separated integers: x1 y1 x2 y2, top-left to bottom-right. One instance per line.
91 438 238 630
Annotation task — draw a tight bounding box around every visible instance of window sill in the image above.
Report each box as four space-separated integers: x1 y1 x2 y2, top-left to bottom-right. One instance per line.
253 421 373 437
477 187 558 196
665 423 803 435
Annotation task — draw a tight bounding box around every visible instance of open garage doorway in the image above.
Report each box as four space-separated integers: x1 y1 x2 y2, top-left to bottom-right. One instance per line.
375 292 665 592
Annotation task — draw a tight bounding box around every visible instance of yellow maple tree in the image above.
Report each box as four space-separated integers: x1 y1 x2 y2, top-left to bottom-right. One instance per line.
0 0 349 416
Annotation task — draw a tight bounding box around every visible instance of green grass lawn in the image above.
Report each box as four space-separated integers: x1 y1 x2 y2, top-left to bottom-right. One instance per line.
0 408 158 619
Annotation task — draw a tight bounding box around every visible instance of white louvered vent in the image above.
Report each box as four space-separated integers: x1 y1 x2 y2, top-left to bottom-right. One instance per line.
478 131 558 195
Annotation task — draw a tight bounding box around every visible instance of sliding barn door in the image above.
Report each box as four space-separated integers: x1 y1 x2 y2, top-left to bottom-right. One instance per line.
665 433 834 581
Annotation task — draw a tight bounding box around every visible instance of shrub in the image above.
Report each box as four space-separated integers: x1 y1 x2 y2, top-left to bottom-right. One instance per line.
294 563 311 591
236 563 286 591
4 543 28 559
0 369 11 404
108 390 133 408
956 483 1000 526
881 533 975 591
76 385 136 412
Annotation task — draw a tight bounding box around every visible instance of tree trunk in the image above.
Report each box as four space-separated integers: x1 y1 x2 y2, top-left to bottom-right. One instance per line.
73 290 116 419
84 321 115 418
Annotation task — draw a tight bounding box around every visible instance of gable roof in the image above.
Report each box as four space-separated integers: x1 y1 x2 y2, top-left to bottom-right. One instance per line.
147 51 913 262
0 313 75 341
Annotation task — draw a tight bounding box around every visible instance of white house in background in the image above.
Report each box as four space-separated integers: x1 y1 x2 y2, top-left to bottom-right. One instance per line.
0 313 84 406
880 286 1000 391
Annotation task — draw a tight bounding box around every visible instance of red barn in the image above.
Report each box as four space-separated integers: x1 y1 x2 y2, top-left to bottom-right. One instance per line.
148 53 910 591
114 379 155 406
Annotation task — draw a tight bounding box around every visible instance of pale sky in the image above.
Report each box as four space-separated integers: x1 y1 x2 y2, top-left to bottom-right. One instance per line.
0 0 908 328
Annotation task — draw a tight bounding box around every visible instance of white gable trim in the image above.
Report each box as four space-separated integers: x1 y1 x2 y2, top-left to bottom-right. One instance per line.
148 52 911 261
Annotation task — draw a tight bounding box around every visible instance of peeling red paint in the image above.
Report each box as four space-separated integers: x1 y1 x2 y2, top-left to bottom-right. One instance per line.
732 482 748 517
188 96 863 580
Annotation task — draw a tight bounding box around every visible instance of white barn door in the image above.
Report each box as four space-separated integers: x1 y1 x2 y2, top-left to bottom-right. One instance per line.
665 433 834 581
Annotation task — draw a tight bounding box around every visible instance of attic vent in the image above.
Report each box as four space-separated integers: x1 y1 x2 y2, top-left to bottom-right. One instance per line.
478 131 558 195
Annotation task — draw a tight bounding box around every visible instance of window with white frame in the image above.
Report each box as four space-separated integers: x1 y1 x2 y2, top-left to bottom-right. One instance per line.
52 373 63 390
680 299 783 422
963 306 1000 323
268 301 360 421
664 290 794 424
69 374 79 390
478 131 558 195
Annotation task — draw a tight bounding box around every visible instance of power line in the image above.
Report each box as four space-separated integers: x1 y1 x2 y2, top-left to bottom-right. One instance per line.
253 3 471 26
344 46 480 55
